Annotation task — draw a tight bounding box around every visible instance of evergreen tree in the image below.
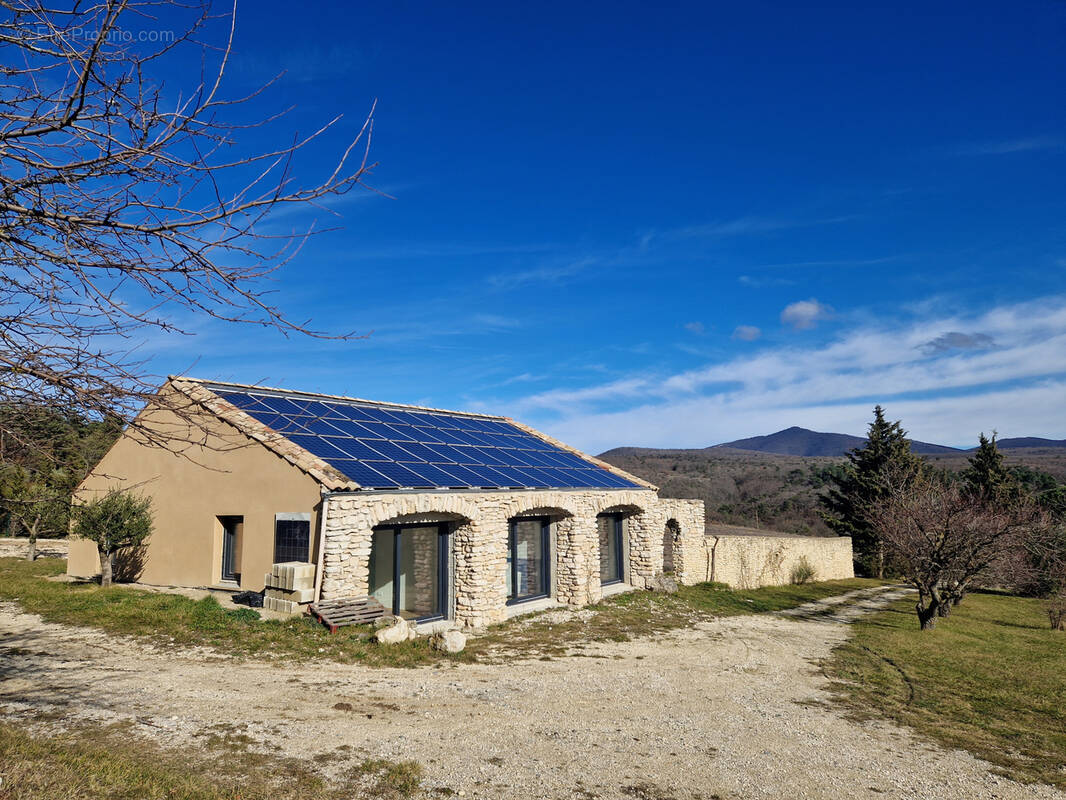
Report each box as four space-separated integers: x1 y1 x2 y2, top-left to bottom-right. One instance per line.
963 433 1022 507
820 405 924 577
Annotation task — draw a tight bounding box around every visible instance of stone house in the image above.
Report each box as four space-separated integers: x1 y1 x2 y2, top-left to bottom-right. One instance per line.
70 378 707 629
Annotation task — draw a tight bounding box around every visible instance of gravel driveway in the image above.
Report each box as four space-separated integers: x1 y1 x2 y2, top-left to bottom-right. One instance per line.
0 586 1059 800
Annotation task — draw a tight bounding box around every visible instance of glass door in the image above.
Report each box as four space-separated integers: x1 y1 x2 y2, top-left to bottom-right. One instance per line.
507 517 550 603
369 523 448 621
219 515 242 583
598 513 624 585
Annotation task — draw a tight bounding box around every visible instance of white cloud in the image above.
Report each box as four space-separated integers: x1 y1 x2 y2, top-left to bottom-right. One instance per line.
684 321 705 335
732 325 761 341
507 296 1066 453
780 298 833 330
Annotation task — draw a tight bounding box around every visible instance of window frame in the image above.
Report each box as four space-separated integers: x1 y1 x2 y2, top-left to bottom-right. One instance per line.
506 515 551 605
370 521 451 623
273 512 312 563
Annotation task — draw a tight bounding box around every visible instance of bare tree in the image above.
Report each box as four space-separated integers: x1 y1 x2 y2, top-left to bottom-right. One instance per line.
870 466 1034 630
0 0 375 455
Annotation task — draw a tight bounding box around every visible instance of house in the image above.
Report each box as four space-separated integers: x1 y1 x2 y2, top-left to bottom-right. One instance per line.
69 377 706 628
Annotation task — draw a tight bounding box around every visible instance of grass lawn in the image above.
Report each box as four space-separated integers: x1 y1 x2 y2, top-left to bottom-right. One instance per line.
825 591 1066 789
0 720 422 800
0 557 880 664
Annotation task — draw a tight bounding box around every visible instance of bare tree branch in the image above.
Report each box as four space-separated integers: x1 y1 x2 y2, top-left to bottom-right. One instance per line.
0 0 376 454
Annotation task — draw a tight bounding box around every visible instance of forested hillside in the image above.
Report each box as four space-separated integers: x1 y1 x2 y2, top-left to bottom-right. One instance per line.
600 445 1066 535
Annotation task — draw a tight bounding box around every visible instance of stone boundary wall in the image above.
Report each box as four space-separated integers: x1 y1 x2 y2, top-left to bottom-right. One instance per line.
0 537 71 559
684 534 854 589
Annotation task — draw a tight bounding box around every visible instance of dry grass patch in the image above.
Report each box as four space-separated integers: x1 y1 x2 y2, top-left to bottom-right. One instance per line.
469 578 883 660
0 720 424 800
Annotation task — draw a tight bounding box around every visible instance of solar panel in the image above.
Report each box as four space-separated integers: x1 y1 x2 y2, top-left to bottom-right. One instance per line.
215 387 643 490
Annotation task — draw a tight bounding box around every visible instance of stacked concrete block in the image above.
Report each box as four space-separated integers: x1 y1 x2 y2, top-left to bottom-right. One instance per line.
262 562 316 614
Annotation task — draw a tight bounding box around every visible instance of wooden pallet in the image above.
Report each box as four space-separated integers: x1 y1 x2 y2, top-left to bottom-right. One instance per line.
309 596 387 633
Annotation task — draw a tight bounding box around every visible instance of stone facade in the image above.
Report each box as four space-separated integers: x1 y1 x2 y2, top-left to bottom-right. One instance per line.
319 490 853 629
320 488 707 629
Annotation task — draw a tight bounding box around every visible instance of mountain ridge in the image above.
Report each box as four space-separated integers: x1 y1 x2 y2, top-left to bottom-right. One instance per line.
711 425 962 456
599 427 1066 460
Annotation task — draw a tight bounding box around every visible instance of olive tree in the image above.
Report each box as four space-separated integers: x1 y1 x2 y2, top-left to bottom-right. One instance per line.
72 490 153 587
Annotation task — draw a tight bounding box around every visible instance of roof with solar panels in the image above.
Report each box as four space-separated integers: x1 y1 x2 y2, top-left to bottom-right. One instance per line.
168 377 654 493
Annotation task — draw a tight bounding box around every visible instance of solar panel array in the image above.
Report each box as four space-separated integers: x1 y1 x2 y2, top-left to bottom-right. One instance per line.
214 389 641 491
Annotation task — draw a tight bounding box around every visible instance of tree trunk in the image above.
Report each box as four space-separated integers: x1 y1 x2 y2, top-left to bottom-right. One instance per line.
876 541 885 580
24 515 40 561
99 548 113 587
917 602 939 630
951 593 964 607
936 601 952 618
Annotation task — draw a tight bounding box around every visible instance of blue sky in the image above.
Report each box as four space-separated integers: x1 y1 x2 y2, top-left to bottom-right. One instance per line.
141 1 1064 451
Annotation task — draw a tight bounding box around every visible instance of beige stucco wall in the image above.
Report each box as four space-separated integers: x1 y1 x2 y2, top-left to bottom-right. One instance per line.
69 389 323 591
679 534 854 589
321 489 709 629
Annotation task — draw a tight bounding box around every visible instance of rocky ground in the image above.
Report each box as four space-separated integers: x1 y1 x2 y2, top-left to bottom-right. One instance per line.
0 586 1059 800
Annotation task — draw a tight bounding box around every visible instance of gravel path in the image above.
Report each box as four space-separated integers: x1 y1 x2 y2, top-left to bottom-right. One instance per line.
0 587 1059 800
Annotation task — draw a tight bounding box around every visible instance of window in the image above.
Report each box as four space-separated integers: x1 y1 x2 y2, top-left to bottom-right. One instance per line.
219 515 243 583
507 516 550 604
598 513 624 585
369 523 449 621
274 513 311 563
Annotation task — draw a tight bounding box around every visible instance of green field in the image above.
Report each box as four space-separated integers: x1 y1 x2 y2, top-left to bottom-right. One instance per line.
825 591 1066 788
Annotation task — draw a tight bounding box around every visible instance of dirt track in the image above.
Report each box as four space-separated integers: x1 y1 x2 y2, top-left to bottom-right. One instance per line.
0 587 1059 799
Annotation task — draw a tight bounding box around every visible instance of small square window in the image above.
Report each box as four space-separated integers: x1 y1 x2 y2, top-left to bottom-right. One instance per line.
274 515 311 563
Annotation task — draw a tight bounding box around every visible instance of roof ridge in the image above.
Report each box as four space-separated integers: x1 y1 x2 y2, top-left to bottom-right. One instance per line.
171 376 508 420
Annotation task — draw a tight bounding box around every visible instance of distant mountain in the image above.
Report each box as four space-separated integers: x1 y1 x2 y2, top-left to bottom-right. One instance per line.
711 426 962 457
994 437 1066 450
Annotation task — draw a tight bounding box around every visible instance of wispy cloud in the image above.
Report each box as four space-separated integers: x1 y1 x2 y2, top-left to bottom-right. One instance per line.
780 298 833 330
684 321 705 335
507 297 1066 452
487 257 597 289
951 136 1065 157
642 214 856 248
732 325 762 341
738 275 795 288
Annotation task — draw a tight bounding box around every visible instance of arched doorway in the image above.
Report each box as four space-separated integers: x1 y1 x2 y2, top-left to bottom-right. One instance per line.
663 519 681 574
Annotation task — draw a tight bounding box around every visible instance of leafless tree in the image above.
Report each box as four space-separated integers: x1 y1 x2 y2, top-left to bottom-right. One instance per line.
0 0 375 457
870 466 1035 630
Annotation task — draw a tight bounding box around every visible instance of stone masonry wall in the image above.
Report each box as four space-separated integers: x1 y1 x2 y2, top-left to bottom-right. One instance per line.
657 499 705 585
320 489 703 629
685 534 854 589
0 538 71 559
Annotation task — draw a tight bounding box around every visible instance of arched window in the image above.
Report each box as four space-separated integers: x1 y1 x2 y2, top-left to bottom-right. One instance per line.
507 516 550 604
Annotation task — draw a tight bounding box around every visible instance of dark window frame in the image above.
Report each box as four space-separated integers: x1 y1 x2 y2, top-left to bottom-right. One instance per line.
274 517 312 563
506 516 551 605
371 522 451 623
219 515 242 584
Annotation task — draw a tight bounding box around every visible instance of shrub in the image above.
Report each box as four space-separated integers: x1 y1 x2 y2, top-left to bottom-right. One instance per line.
1049 594 1066 632
790 556 816 585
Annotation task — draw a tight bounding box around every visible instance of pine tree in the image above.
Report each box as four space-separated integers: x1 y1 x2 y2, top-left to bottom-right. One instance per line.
963 433 1022 507
820 406 924 577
